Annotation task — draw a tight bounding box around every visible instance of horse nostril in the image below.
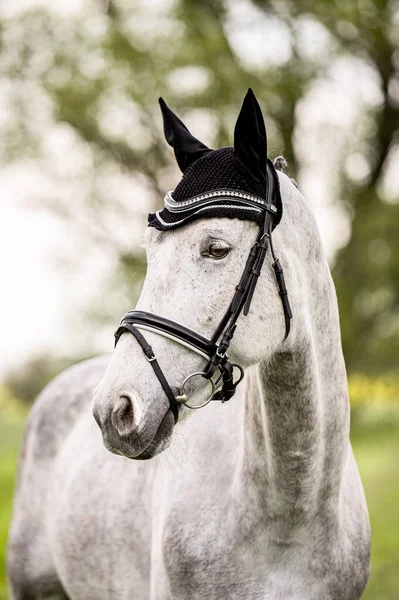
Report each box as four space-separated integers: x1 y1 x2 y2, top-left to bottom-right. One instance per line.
112 395 135 436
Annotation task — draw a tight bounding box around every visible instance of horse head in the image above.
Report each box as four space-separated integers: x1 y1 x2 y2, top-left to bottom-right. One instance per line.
92 89 301 459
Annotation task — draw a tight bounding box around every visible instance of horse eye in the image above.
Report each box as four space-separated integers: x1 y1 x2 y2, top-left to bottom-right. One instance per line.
206 241 231 259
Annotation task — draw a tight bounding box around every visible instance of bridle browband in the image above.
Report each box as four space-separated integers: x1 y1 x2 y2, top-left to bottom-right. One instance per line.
114 161 292 423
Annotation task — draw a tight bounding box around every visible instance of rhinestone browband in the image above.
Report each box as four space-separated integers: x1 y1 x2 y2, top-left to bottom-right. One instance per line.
164 190 277 214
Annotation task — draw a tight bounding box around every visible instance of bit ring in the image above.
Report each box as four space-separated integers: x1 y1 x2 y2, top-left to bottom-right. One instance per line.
175 371 215 409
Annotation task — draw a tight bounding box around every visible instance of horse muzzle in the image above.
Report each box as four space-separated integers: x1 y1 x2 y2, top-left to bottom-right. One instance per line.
92 385 175 459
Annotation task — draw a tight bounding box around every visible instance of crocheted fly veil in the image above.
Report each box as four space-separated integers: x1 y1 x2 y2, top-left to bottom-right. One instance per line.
148 89 283 231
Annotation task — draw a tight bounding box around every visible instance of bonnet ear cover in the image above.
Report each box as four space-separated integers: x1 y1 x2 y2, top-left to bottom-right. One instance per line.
234 88 282 226
233 88 267 185
149 90 283 231
159 98 212 173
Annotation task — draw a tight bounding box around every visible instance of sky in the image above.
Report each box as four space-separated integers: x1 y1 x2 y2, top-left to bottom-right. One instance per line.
0 0 391 377
0 162 115 371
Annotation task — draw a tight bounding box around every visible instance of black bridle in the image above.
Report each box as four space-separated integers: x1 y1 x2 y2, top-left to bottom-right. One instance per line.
114 162 292 423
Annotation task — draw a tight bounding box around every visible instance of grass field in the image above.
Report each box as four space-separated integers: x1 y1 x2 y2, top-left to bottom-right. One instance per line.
0 410 25 600
0 409 398 599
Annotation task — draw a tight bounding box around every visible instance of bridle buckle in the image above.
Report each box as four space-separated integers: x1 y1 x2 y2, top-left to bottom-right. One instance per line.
216 347 227 359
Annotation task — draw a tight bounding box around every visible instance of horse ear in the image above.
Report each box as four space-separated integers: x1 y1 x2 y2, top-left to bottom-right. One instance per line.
234 89 267 185
159 98 211 173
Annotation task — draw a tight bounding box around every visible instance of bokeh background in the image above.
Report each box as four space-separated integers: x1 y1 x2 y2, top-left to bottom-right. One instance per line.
1 0 398 598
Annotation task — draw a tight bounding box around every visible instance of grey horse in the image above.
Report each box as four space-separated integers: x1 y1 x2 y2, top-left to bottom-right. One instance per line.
8 91 370 600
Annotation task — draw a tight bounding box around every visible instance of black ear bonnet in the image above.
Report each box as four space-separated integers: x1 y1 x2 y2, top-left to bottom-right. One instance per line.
148 89 283 231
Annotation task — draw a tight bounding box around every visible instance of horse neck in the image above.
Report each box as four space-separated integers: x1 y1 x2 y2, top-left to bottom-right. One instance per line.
234 254 350 527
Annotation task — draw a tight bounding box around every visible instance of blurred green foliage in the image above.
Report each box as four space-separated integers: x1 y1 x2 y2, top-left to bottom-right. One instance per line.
349 373 399 407
351 417 399 600
0 392 26 600
0 0 398 378
1 4 398 596
1 356 74 404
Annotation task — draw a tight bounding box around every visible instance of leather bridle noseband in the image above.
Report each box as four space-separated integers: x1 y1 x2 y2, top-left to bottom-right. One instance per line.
114 161 292 423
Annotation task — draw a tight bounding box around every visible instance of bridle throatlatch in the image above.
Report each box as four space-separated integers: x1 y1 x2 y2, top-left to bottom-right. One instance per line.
114 160 292 424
